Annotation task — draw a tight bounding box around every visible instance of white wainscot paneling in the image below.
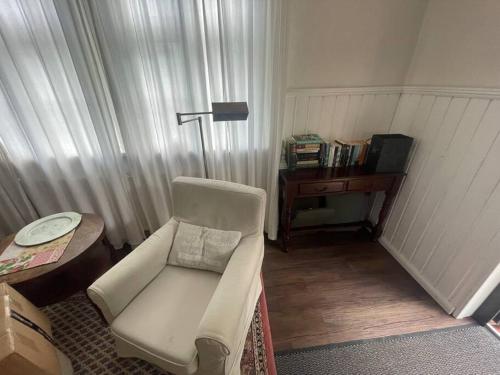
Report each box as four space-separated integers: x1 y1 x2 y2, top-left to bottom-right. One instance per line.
283 86 500 318
282 87 402 142
381 88 500 318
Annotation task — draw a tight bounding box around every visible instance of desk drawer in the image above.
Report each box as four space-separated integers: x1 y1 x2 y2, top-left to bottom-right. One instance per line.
347 177 394 192
347 179 373 191
299 182 345 195
372 177 394 191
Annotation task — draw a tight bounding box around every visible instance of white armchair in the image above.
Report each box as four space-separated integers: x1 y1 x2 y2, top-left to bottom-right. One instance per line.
87 177 266 375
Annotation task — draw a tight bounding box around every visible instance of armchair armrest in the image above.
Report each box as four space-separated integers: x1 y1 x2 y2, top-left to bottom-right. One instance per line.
195 234 264 374
87 219 178 324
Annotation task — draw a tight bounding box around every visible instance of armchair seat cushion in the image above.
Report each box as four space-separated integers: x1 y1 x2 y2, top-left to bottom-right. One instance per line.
110 265 221 374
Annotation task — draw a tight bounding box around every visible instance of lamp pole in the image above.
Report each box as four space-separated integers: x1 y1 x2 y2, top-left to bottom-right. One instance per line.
177 116 209 179
176 102 249 180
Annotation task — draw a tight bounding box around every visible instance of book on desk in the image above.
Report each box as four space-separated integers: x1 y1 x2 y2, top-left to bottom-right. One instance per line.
285 134 371 170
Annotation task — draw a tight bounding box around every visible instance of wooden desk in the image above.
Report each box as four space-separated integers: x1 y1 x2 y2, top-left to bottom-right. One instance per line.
279 167 405 251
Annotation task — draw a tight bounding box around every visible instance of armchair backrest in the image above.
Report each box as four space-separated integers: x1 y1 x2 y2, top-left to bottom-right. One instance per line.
172 177 266 237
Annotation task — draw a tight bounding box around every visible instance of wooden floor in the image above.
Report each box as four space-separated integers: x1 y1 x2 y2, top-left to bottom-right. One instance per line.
262 232 472 352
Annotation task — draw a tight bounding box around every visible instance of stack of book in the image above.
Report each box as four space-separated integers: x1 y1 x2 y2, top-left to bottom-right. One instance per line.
286 134 328 169
329 138 370 168
284 135 372 170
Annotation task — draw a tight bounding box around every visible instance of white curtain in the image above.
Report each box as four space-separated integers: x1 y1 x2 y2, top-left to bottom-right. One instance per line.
87 0 284 234
0 0 145 246
0 0 284 244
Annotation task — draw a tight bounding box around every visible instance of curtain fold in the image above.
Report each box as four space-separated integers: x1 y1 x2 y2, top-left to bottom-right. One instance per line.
0 142 38 237
0 0 283 243
0 0 144 246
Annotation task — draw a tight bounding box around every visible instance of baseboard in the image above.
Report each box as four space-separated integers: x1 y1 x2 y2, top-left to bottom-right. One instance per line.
379 236 455 315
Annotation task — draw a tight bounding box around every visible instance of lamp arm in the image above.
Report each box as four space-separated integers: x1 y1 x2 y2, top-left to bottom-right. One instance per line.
178 116 202 125
176 111 212 125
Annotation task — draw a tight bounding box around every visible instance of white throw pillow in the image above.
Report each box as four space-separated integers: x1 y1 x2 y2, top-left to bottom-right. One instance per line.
168 222 241 273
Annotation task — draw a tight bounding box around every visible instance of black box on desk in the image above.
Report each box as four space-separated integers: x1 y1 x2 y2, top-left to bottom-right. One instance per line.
365 134 413 173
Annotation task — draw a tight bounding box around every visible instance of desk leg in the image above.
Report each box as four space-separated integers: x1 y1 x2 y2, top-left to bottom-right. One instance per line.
373 176 403 240
102 235 117 264
280 188 295 252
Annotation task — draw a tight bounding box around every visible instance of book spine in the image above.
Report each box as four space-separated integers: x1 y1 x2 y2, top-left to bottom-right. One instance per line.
342 145 351 167
334 144 342 167
325 143 331 167
328 144 336 167
339 145 345 167
351 145 360 166
297 160 320 165
297 154 319 161
296 148 320 153
287 140 297 170
357 143 368 166
296 143 321 149
362 143 369 165
319 143 326 167
349 145 357 166
297 161 320 168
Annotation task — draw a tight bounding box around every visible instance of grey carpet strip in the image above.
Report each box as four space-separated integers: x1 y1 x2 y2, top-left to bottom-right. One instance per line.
275 324 500 375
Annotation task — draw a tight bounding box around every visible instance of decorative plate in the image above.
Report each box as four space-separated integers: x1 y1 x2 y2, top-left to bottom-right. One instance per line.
15 212 82 247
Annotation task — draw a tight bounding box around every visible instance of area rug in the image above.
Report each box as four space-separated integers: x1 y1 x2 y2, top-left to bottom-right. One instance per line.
275 325 500 375
42 290 277 374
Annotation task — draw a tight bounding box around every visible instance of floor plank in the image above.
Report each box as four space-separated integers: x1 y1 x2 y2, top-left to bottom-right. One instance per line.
262 232 472 351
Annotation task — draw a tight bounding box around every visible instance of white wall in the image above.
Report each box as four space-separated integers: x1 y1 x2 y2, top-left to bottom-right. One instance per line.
285 0 428 88
282 0 500 318
406 0 500 87
282 0 427 139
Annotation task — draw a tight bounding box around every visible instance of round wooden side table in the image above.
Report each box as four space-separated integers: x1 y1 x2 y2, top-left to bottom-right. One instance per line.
0 213 113 306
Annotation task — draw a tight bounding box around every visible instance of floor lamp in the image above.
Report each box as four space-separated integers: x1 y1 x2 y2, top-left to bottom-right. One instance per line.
176 102 249 178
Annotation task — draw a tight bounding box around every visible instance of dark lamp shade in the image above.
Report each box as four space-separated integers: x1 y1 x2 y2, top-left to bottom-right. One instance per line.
212 102 249 122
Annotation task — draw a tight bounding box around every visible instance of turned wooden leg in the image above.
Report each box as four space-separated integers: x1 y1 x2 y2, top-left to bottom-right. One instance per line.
102 236 117 264
281 234 289 253
281 196 295 252
373 176 404 240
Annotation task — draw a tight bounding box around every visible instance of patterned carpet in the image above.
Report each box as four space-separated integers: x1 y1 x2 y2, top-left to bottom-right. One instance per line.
42 292 276 374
